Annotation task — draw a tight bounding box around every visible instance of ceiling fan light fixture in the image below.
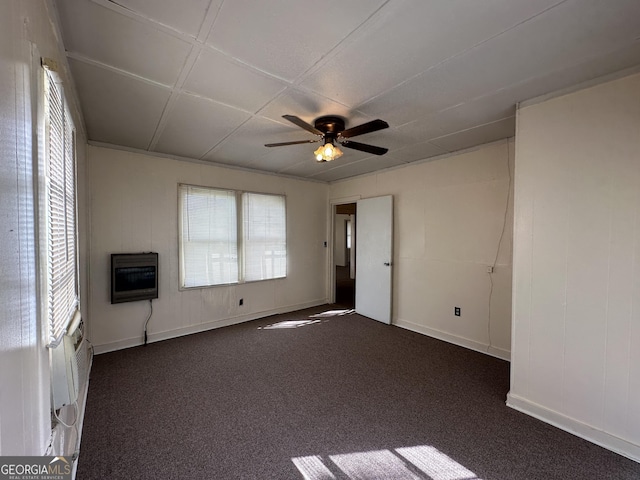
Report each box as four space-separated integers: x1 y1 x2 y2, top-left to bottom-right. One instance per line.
267 114 388 161
314 141 343 162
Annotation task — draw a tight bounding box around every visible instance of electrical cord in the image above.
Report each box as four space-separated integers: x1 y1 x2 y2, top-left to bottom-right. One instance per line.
144 299 153 345
86 338 95 359
487 142 512 354
53 400 78 428
50 335 79 429
49 321 92 458
46 401 79 456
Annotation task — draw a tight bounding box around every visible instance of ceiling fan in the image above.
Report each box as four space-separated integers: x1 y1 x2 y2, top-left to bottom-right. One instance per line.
265 115 389 162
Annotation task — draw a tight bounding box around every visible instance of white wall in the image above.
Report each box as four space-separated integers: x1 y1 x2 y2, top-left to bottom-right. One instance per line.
334 214 349 266
509 72 640 461
329 140 514 359
87 146 328 352
0 0 88 455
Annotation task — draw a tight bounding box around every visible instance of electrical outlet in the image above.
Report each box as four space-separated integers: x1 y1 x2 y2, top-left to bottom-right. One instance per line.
239 298 244 306
454 307 461 316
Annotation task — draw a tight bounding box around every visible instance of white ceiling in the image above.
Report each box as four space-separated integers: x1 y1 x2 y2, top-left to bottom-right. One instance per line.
54 0 640 182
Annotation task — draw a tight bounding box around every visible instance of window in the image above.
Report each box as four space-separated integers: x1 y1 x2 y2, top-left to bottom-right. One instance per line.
243 192 286 281
179 185 286 288
43 64 78 346
179 186 238 287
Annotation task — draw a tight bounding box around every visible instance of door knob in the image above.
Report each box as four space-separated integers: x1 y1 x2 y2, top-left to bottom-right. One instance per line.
384 262 391 266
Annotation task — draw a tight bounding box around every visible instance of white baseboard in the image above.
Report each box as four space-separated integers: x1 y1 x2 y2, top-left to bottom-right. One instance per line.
93 299 327 354
506 392 640 463
394 318 511 361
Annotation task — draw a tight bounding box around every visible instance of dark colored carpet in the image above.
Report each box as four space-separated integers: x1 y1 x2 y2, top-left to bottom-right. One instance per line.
77 306 640 479
335 265 355 308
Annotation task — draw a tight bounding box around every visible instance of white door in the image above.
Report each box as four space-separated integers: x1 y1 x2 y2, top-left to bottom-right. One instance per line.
355 195 393 324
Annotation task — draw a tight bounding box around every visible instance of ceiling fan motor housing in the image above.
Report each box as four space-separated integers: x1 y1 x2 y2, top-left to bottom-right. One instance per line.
314 116 345 143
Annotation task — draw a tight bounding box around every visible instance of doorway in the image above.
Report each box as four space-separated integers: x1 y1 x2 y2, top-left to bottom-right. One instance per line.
334 203 356 308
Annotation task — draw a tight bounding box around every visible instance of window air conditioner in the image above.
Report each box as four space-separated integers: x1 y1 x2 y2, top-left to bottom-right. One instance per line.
51 311 82 410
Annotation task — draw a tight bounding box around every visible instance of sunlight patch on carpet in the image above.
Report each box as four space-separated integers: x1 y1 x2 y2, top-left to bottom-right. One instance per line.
259 309 355 329
291 455 336 479
309 309 355 318
259 319 322 329
292 445 482 480
331 449 420 479
396 446 477 480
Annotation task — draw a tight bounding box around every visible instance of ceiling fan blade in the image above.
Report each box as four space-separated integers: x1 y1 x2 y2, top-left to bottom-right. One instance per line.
341 140 388 156
339 119 389 138
282 115 323 136
265 139 319 147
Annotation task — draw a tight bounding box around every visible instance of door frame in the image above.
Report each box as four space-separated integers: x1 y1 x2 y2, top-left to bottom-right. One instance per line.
327 196 360 304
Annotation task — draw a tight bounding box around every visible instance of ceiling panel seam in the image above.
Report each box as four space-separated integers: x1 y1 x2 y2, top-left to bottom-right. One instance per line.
147 47 202 150
92 0 196 43
47 0 88 136
92 0 293 85
253 84 359 125
202 46 295 84
495 42 640 107
198 115 255 161
284 0 393 89
389 40 640 131
117 0 307 85
393 39 640 133
521 63 640 109
309 156 381 178
65 49 285 121
65 51 173 89
428 116 515 147
196 0 224 43
355 0 571 113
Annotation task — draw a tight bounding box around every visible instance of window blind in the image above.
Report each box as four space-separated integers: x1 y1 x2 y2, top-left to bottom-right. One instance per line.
179 185 238 287
44 69 77 346
243 193 286 281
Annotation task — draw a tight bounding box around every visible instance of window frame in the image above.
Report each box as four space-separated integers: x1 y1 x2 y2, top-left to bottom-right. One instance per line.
242 191 287 283
178 184 240 288
41 61 79 348
178 184 287 290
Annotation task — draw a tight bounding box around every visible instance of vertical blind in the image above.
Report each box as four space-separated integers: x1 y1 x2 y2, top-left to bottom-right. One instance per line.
179 185 286 288
44 68 78 346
